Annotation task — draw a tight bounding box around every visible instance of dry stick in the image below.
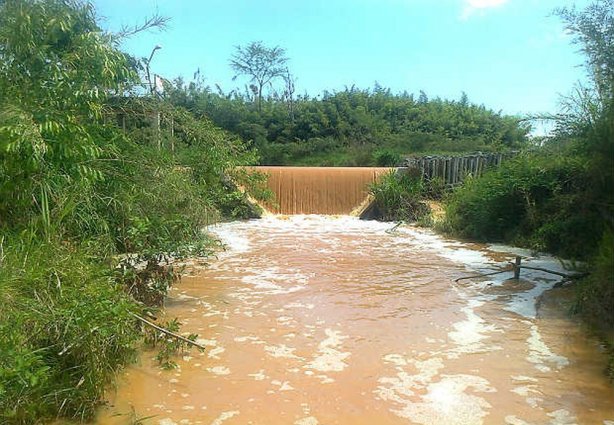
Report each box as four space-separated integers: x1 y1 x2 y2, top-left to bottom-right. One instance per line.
454 267 512 282
510 264 589 280
456 264 588 284
385 221 404 234
130 312 207 350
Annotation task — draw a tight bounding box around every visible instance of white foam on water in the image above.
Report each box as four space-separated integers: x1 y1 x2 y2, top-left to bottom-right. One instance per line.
285 301 315 310
234 335 265 345
526 324 569 373
207 346 225 359
397 227 493 268
447 299 501 358
295 417 319 425
504 279 555 319
247 370 267 381
207 223 251 254
376 352 496 425
505 416 534 425
305 329 350 372
547 409 577 425
376 357 444 403
383 353 408 367
210 410 240 425
195 338 218 347
394 374 494 425
206 366 231 376
271 380 294 391
510 384 541 398
240 266 309 295
511 375 538 383
265 344 300 359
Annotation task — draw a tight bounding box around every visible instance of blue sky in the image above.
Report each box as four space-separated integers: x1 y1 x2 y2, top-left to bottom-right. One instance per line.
93 0 589 122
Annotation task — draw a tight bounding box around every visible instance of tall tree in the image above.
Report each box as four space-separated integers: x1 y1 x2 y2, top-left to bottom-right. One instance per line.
230 41 289 111
556 0 614 107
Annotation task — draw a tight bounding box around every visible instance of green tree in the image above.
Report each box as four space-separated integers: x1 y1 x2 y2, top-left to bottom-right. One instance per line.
557 0 614 107
0 0 138 234
230 41 289 111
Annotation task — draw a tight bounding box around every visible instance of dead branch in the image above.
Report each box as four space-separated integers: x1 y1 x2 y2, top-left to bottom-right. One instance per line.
454 266 513 282
130 312 206 350
455 256 588 284
385 221 404 234
511 264 589 280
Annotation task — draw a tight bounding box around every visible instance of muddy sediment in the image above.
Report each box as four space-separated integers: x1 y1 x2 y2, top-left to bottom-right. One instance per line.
96 216 614 425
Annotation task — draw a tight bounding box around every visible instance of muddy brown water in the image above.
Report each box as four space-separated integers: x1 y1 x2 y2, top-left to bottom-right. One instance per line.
247 167 391 215
96 216 614 425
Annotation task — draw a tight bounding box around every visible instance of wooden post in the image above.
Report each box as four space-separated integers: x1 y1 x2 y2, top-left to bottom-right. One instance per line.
515 256 522 279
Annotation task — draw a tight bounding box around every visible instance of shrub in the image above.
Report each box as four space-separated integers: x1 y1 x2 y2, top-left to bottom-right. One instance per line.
369 169 430 221
374 149 402 166
441 153 600 258
0 238 140 423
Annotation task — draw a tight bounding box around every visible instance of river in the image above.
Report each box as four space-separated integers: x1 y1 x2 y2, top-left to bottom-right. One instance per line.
96 216 614 425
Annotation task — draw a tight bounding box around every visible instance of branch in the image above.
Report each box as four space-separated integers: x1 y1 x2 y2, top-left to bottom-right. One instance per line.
454 266 513 282
512 264 589 280
130 312 206 350
115 14 170 39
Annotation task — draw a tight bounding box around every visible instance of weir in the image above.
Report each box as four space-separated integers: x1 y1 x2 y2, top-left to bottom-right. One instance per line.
249 166 392 215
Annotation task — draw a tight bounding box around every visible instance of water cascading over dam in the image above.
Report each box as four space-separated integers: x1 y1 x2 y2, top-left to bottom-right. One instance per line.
249 166 392 215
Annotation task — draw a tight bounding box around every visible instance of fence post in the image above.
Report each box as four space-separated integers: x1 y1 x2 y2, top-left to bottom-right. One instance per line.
513 256 522 280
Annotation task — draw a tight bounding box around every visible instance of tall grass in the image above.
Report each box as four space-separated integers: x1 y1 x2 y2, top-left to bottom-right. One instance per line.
0 237 139 423
369 169 431 222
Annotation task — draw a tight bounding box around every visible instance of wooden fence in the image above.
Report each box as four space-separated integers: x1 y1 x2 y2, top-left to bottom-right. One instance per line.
402 152 514 186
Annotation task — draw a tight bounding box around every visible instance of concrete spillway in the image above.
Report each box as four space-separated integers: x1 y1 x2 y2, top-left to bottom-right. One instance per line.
249 166 392 215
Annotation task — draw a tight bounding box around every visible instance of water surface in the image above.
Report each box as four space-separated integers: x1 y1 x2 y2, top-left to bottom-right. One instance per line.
97 216 614 425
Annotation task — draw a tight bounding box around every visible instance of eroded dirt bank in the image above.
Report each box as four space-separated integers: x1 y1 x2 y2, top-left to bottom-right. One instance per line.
96 216 614 425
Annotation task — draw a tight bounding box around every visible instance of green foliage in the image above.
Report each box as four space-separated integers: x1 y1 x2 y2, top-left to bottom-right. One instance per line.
0 238 139 423
374 149 402 166
573 230 614 329
442 153 600 258
0 1 260 423
443 1 614 361
165 80 530 166
229 41 289 111
369 169 430 222
143 318 200 370
0 0 137 233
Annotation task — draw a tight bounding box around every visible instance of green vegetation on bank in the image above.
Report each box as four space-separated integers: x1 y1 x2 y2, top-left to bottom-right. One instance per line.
0 1 259 422
369 170 443 222
366 0 612 378
440 0 614 374
166 81 530 166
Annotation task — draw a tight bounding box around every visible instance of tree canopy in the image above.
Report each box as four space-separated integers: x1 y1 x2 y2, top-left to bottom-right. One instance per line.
230 41 289 111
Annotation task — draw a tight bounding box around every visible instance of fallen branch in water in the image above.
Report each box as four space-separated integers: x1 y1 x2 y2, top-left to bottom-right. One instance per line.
130 312 206 350
511 264 589 280
385 221 404 234
454 266 513 282
455 257 588 284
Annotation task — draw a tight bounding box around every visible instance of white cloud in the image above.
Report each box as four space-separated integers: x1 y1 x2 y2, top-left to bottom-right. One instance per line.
461 0 509 20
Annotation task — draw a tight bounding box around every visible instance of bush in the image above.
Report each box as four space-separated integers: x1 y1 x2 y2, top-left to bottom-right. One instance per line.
0 238 140 423
441 153 601 258
369 169 430 221
374 149 402 166
574 230 614 329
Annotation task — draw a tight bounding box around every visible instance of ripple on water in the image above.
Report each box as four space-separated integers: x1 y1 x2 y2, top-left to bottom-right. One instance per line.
95 216 614 425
